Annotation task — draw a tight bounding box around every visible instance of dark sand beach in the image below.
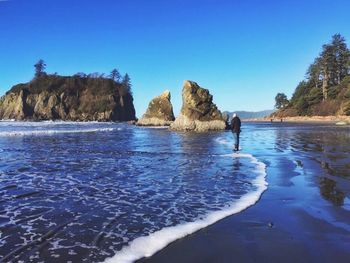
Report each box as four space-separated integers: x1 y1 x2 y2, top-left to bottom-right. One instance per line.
140 122 350 263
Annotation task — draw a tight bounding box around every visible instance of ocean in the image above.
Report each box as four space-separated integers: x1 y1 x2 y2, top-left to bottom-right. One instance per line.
1 121 350 263
0 121 267 262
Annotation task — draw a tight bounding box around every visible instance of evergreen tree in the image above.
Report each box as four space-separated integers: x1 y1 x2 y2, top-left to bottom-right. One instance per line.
307 57 322 90
34 59 46 78
275 93 289 109
318 34 350 100
331 34 350 83
109 69 121 83
279 34 350 116
120 73 132 95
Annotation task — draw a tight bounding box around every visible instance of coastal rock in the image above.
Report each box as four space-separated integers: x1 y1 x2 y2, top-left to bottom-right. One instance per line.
137 90 175 126
0 89 29 120
0 76 136 121
170 80 226 132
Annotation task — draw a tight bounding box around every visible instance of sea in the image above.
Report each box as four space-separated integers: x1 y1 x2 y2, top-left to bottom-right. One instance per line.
0 121 349 262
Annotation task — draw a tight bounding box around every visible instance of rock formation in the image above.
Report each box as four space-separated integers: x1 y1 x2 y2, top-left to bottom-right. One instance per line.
0 76 136 121
170 80 226 132
137 90 175 126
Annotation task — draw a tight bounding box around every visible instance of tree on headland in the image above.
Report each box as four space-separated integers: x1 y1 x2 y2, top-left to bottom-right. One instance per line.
74 72 87 78
120 73 132 96
307 57 321 91
109 69 121 83
34 59 47 78
275 34 350 116
275 93 289 109
306 34 350 101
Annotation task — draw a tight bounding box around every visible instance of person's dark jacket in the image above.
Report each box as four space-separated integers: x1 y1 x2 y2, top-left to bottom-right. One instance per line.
231 116 241 133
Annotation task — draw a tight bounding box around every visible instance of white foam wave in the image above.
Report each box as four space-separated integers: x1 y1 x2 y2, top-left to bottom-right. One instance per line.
0 119 16 122
0 120 114 126
0 128 116 137
103 152 267 263
138 126 169 129
215 137 230 145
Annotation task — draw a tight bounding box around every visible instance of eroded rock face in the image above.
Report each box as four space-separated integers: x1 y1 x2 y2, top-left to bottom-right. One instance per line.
0 90 30 120
0 76 136 121
137 90 175 126
170 81 226 132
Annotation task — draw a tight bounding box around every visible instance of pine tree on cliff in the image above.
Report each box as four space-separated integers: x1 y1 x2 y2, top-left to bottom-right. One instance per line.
120 73 132 96
34 59 47 78
117 73 132 108
109 69 121 83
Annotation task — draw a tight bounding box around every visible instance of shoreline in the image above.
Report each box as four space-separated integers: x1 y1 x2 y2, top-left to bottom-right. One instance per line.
244 115 350 124
139 123 350 263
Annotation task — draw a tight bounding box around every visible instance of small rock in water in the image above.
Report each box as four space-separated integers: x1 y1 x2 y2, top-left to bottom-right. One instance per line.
136 90 175 126
268 222 274 228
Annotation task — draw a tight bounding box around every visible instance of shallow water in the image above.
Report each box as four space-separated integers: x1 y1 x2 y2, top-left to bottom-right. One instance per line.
1 121 350 262
0 121 267 262
137 122 350 263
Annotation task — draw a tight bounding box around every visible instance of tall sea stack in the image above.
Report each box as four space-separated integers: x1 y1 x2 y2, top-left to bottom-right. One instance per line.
170 80 226 132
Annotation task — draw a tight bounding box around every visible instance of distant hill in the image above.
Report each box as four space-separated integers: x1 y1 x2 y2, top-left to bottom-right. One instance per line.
223 110 275 120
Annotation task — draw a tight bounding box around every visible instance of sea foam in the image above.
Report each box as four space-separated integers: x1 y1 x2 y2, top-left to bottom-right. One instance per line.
0 128 116 137
103 146 267 263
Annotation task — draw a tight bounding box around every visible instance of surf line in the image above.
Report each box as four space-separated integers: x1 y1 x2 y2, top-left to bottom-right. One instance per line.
103 152 268 263
0 128 117 137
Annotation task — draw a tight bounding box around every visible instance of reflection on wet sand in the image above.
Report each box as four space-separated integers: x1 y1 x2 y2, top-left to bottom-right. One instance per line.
233 158 242 171
319 177 345 206
273 123 350 207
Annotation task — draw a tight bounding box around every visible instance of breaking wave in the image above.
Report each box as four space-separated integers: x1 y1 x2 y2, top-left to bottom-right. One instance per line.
0 126 267 263
103 137 267 263
0 128 116 137
0 121 118 136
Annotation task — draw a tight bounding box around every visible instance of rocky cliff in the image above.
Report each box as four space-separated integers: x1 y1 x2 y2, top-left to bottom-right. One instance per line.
0 75 136 121
137 90 175 126
170 81 226 132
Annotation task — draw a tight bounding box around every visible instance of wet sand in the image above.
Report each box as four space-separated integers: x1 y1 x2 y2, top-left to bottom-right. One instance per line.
246 115 350 124
139 123 350 263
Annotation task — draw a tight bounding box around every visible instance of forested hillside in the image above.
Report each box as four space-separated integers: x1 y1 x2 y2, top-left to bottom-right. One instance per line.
274 34 350 117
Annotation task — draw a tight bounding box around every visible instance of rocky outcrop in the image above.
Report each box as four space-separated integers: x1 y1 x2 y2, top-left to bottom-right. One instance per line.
137 90 175 126
0 76 136 121
170 81 226 132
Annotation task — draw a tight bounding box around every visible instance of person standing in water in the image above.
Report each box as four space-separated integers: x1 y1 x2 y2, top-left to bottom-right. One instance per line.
231 113 241 151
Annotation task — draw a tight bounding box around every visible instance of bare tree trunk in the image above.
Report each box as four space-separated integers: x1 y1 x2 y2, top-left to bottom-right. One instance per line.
322 69 329 101
322 78 328 101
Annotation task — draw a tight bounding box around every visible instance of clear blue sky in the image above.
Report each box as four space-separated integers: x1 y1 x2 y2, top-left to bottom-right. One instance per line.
1 0 350 117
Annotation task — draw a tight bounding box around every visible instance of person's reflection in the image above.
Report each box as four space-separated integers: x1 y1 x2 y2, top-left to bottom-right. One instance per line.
319 177 345 206
232 157 242 171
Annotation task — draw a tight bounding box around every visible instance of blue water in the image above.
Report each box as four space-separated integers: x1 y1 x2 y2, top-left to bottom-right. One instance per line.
0 122 267 262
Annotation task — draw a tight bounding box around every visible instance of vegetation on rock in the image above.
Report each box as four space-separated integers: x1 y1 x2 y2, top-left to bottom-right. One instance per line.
0 60 136 121
274 34 350 117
